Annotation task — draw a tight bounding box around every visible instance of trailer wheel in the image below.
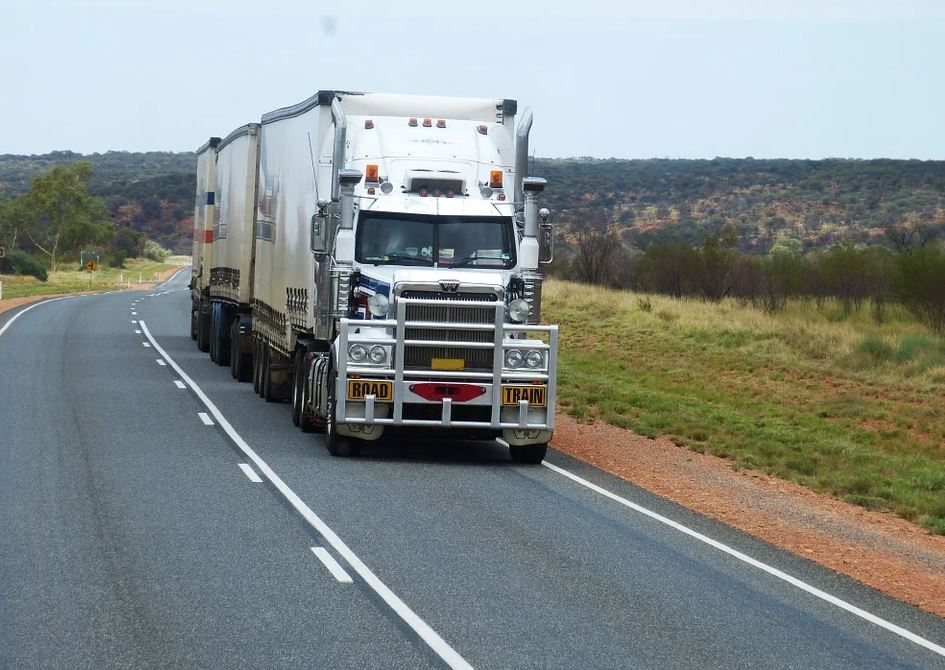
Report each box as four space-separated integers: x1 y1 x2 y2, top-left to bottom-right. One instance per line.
262 345 279 403
190 308 198 341
229 318 239 379
197 305 210 353
509 443 548 464
326 361 360 457
252 338 262 394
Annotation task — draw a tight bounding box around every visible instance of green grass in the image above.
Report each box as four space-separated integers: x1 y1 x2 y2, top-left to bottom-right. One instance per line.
1 257 186 300
544 280 945 534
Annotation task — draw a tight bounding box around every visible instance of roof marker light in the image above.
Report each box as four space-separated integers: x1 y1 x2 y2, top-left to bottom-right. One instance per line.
365 163 379 182
408 117 418 127
432 189 441 198
364 119 374 129
367 187 376 195
498 193 506 201
477 124 488 135
446 190 454 198
422 118 432 127
436 119 446 128
420 188 429 197
489 170 503 189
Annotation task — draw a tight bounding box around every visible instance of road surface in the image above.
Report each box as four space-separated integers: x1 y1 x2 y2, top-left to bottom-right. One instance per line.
1 270 944 669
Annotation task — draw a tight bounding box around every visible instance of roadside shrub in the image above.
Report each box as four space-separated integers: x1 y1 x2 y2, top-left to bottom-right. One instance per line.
854 334 893 363
6 250 47 281
636 296 652 313
895 335 940 363
143 240 171 262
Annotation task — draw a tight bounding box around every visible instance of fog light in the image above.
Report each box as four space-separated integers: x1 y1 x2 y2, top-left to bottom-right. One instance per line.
525 350 544 368
348 344 367 363
505 349 523 368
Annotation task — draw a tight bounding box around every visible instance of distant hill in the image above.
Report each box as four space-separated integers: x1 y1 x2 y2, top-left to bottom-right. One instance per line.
2 151 944 253
0 150 195 253
535 157 945 251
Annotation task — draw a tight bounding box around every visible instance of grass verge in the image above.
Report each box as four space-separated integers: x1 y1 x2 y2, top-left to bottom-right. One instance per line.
1 257 185 299
544 280 945 534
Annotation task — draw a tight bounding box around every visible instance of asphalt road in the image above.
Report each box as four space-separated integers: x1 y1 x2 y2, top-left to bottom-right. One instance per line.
2 270 944 669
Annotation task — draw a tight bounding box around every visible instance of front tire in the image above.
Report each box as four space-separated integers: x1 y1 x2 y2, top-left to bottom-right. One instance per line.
326 360 360 457
509 444 548 464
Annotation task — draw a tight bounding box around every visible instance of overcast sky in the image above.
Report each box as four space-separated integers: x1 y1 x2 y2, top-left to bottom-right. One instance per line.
2 0 944 159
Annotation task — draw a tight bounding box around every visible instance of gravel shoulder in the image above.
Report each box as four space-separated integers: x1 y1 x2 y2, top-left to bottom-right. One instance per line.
551 413 945 618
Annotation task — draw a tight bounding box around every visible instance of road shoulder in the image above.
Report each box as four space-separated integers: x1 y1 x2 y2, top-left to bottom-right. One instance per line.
551 413 945 618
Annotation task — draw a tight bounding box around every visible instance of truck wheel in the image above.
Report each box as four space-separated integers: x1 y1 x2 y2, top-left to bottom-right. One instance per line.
509 443 548 464
262 345 278 403
215 317 230 367
252 339 262 394
326 362 360 457
229 319 239 379
299 371 320 434
197 307 210 353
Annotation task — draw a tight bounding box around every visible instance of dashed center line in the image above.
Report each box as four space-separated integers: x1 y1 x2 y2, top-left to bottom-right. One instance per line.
173 380 186 389
142 342 151 348
238 463 263 483
311 547 354 583
135 329 142 334
156 359 166 366
198 412 214 426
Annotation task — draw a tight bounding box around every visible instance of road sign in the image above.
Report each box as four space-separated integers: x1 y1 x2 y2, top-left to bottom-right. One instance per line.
86 259 98 272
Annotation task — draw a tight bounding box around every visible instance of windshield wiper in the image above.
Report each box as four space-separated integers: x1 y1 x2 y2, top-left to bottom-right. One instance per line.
450 254 504 268
365 253 431 266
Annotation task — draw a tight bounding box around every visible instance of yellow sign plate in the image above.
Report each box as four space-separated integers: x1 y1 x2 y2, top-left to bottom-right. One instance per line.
501 385 547 407
431 357 465 371
347 379 393 402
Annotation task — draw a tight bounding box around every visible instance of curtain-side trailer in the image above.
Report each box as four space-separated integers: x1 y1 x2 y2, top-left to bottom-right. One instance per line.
190 136 220 350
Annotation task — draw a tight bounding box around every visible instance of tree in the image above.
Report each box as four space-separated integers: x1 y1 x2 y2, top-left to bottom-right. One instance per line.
17 162 112 270
570 220 629 287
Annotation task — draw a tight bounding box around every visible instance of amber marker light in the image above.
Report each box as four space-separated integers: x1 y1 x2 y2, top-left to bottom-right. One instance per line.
489 170 504 189
365 164 379 182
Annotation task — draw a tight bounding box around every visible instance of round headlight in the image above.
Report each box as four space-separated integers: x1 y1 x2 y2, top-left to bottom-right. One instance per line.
508 298 530 323
348 344 367 363
525 350 544 368
369 345 387 364
368 293 390 317
505 349 523 368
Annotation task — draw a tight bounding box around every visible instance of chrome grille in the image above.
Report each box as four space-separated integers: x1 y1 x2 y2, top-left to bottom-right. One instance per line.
400 291 497 370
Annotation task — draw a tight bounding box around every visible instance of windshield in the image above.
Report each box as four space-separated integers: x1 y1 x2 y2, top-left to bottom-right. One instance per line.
355 213 516 268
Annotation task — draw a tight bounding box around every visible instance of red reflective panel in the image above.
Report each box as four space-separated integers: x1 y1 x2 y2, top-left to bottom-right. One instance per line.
409 383 486 402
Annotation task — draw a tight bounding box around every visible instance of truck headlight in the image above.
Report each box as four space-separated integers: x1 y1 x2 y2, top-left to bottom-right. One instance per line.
525 350 544 368
348 344 367 363
368 345 388 364
368 293 390 317
505 349 523 368
508 298 530 323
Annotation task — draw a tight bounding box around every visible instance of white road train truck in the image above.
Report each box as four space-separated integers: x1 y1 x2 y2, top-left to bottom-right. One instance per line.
190 136 220 350
192 91 557 462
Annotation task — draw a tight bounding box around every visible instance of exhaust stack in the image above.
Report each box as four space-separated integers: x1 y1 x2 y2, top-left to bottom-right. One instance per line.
514 108 533 214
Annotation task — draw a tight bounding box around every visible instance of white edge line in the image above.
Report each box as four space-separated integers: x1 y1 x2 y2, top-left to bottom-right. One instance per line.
311 547 354 583
238 463 263 483
197 412 214 426
138 320 472 670
540 460 945 659
173 380 186 389
0 296 74 339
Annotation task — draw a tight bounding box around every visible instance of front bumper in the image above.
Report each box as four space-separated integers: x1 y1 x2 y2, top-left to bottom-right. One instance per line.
335 296 558 432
